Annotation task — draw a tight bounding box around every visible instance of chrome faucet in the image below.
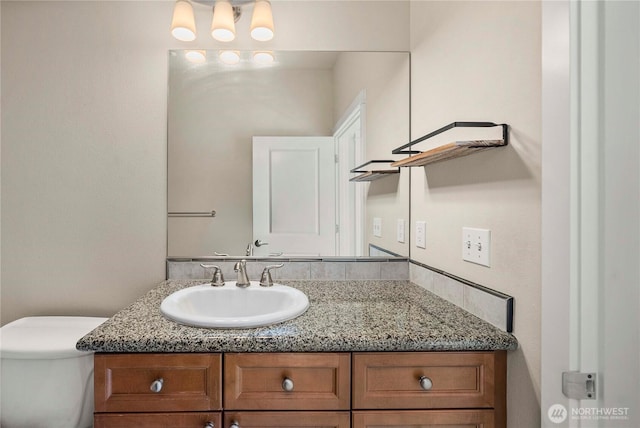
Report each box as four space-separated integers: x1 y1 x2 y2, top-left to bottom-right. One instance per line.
200 264 225 287
259 264 284 287
233 259 251 288
245 243 253 256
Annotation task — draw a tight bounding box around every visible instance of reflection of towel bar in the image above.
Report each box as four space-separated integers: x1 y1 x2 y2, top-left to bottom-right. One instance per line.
168 211 216 217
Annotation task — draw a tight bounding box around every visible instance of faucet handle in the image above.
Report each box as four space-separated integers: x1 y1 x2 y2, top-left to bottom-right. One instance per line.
200 264 225 287
259 264 284 287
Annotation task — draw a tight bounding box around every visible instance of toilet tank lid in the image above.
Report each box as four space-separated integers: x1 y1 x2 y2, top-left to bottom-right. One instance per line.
0 316 108 360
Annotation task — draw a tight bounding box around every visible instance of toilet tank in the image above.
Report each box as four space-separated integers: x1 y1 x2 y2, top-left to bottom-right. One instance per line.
0 316 107 428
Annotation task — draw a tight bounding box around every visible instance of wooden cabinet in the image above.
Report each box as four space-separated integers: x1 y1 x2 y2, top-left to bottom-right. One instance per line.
94 412 221 428
352 410 495 427
352 351 506 428
94 353 221 413
224 353 351 410
224 411 351 428
94 351 506 428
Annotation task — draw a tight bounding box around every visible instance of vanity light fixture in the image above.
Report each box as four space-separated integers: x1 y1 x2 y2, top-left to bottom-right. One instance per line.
170 0 197 42
211 0 236 42
171 0 275 42
249 0 275 41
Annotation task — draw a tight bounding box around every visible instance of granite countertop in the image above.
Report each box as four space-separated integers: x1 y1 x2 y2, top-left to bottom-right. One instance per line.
76 280 518 353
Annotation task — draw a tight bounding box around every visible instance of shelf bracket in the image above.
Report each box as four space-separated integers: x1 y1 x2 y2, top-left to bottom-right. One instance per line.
392 122 509 155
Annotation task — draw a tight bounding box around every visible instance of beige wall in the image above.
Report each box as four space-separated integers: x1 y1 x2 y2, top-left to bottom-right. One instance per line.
332 51 410 256
0 0 410 324
409 1 541 426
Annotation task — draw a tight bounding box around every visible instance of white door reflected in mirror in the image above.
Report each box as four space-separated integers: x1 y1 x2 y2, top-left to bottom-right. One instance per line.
252 136 335 257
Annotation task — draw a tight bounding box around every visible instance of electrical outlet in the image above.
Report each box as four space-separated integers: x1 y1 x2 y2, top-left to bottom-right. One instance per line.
416 221 426 248
373 217 383 237
397 219 405 243
462 227 491 267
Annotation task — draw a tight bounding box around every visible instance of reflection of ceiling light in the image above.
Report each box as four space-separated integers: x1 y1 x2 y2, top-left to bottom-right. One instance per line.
170 0 197 42
253 51 274 64
171 0 274 42
219 50 241 65
185 50 207 63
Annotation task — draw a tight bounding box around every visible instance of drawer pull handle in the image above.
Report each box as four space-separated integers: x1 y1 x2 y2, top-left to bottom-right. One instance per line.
282 377 294 392
204 423 215 428
150 378 164 393
419 376 433 391
230 422 240 428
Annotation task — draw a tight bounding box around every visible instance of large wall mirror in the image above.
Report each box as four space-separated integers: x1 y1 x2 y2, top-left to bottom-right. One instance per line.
168 50 410 258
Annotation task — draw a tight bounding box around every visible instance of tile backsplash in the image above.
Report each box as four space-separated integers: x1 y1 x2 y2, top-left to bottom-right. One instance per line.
410 261 514 332
167 258 410 282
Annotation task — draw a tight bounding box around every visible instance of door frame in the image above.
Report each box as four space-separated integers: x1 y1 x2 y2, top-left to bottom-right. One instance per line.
541 1 640 426
333 91 366 256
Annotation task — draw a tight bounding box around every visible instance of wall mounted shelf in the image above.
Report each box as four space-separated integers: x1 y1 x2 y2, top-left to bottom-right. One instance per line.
391 122 509 168
349 160 400 182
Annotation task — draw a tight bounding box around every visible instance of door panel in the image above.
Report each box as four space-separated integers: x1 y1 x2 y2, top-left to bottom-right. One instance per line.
253 136 335 256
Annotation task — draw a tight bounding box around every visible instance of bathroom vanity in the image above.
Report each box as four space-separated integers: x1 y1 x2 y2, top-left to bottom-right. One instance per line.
77 280 517 428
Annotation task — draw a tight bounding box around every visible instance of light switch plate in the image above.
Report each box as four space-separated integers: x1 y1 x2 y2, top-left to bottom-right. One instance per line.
416 221 426 249
397 219 405 243
462 227 491 267
373 217 383 237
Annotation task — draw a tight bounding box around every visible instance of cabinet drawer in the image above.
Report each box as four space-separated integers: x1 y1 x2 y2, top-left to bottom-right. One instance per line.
224 411 351 427
352 410 496 427
224 353 351 410
94 412 221 428
353 351 505 410
95 353 221 413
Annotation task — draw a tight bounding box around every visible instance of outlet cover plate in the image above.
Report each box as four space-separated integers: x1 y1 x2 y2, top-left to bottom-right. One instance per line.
462 227 491 267
397 219 405 243
373 217 382 237
416 221 426 249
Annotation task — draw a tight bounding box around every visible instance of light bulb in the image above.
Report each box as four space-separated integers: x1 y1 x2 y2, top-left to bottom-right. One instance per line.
170 0 197 42
211 0 236 42
250 0 274 41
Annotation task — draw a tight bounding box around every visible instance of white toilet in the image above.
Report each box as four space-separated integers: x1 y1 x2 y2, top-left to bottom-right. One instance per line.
0 316 108 428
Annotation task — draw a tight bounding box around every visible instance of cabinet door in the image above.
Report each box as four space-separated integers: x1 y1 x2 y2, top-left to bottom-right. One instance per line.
224 411 351 428
94 412 221 428
224 353 351 410
352 410 495 428
352 352 505 411
95 353 222 412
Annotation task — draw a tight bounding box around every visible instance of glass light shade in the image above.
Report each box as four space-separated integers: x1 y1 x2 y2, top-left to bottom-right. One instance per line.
170 0 197 42
219 50 241 65
250 0 274 41
253 51 274 64
211 1 236 42
185 50 207 63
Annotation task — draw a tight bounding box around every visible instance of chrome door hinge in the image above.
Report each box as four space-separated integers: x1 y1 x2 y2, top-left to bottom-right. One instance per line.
335 154 339 163
562 371 596 400
335 224 340 233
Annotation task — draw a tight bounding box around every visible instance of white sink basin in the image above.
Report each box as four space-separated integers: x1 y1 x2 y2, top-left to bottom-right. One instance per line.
160 282 309 328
